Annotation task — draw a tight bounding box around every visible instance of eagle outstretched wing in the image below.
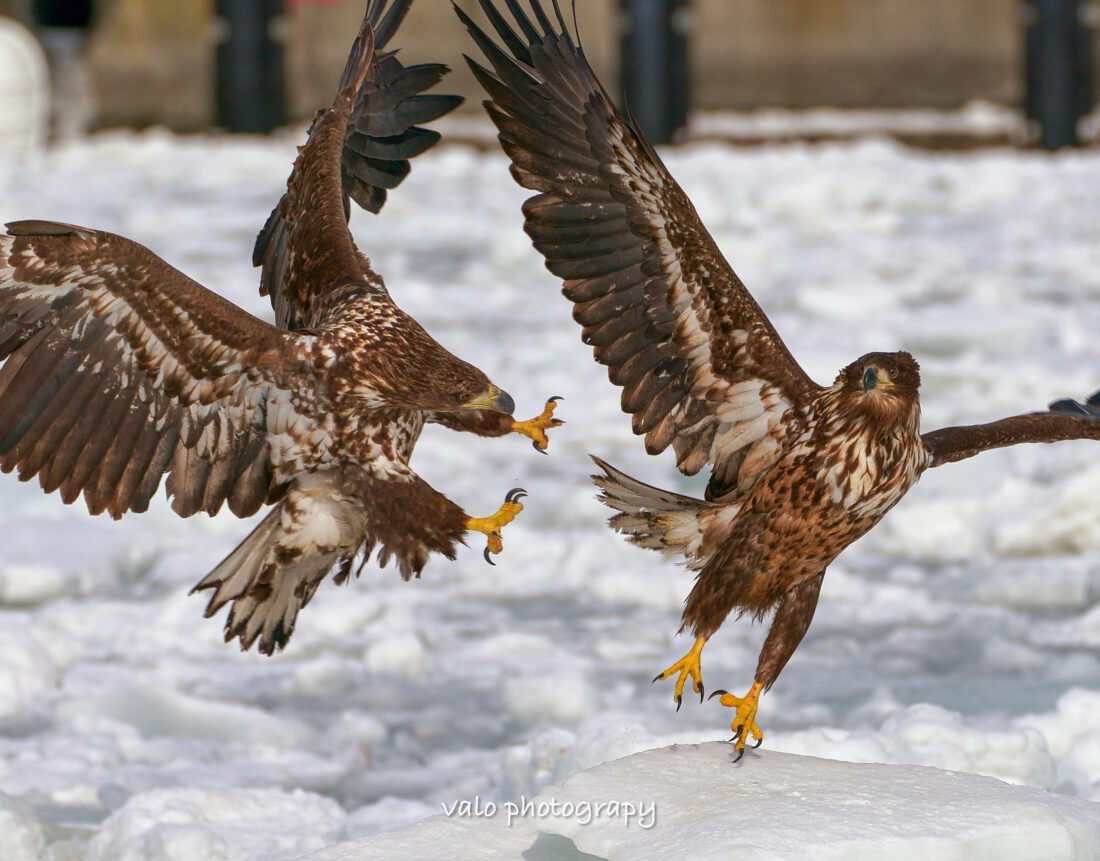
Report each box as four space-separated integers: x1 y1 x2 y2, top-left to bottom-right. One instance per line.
923 391 1100 468
459 0 820 493
0 221 303 520
255 0 463 330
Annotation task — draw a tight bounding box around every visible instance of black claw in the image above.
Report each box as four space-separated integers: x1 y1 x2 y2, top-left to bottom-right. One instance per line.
733 723 745 741
675 695 682 713
505 488 527 503
483 547 495 566
708 689 728 701
548 395 563 403
698 684 705 703
651 673 663 684
731 747 746 764
532 440 548 454
752 736 763 749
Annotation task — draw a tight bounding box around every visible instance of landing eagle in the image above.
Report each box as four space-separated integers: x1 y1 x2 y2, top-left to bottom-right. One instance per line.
0 0 560 656
461 0 1100 758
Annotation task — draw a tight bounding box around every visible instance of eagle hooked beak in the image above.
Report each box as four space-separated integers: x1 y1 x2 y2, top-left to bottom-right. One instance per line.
462 385 515 414
863 367 897 391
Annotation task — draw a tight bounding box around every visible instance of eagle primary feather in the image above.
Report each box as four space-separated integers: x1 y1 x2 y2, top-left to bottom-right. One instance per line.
462 0 1100 758
0 0 559 656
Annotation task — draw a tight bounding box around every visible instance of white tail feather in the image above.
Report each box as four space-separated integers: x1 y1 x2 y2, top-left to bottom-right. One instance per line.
191 486 365 654
591 455 711 562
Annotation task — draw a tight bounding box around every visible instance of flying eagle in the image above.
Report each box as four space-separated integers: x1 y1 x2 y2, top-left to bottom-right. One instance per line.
460 0 1100 759
0 0 561 656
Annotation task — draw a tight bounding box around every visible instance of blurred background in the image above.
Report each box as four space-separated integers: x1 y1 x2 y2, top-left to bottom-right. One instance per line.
0 0 1094 151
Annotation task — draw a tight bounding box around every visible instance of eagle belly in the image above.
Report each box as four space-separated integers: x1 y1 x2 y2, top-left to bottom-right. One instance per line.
741 421 928 606
678 414 928 635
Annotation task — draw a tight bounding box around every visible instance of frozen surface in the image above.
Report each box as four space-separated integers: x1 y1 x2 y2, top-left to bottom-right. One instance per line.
0 130 1097 858
301 744 1100 861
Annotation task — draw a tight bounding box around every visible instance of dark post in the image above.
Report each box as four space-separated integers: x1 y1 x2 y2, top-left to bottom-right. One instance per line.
213 0 286 134
619 0 691 144
1024 0 1095 149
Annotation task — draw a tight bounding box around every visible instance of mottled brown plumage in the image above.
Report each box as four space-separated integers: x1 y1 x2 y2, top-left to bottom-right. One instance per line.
0 0 558 656
461 0 1100 756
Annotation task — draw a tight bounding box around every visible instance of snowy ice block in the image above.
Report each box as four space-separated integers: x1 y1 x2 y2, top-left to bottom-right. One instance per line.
298 743 1100 861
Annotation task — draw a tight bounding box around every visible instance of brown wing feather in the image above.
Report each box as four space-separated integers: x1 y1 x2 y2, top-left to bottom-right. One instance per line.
254 0 463 330
460 1 820 488
923 391 1100 468
0 221 296 519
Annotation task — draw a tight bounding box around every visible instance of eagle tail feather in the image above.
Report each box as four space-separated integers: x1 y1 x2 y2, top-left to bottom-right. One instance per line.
191 492 362 655
591 455 710 561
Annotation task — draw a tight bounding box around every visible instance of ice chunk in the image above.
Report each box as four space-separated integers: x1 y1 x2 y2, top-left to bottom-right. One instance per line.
298 745 1100 861
86 787 345 861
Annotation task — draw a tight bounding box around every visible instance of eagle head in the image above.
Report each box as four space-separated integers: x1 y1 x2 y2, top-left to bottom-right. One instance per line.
843 351 920 394
415 358 515 414
348 332 515 415
415 356 515 414
834 351 921 431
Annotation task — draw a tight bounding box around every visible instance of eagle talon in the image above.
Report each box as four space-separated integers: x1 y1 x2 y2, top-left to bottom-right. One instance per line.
505 487 527 504
467 493 525 564
715 682 764 758
512 398 564 453
653 636 707 710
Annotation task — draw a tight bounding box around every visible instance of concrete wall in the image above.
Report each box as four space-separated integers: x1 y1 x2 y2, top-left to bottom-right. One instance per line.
692 0 1023 109
1 0 1096 130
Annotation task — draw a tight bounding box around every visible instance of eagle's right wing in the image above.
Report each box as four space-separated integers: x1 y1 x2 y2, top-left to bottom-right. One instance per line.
460 1 821 493
0 222 305 519
255 0 463 330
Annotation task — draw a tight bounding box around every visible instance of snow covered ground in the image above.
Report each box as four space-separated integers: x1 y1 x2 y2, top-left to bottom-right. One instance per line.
303 745 1100 861
0 128 1098 859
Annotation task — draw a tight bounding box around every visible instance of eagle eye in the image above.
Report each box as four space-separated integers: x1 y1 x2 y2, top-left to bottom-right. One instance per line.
862 367 877 391
888 367 899 380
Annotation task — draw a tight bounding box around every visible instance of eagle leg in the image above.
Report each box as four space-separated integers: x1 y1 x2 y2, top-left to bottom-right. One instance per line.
466 487 527 564
709 682 764 762
510 396 564 453
652 635 707 710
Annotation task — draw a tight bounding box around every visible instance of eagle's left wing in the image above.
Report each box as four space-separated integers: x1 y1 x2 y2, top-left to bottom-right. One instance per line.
923 392 1100 468
255 0 463 330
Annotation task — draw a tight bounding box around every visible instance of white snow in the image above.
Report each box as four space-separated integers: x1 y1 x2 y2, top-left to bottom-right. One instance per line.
0 128 1097 858
300 744 1100 861
81 788 345 861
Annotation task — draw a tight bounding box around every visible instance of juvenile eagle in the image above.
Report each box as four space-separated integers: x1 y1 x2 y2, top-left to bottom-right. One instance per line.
460 0 1100 759
0 0 560 656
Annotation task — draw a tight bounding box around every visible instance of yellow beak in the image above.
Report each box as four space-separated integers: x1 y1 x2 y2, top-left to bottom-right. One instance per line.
462 385 515 414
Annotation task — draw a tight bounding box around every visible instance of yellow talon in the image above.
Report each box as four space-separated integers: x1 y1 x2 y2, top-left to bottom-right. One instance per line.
652 636 707 711
466 488 526 565
710 681 764 761
511 396 564 453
